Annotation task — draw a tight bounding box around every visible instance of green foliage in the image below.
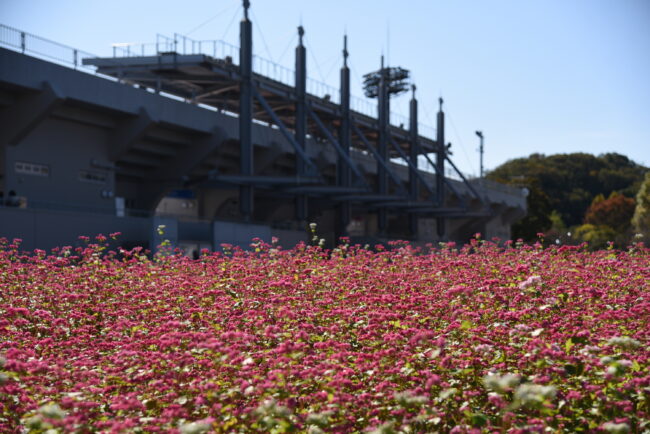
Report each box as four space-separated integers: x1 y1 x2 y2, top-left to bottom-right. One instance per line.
573 224 617 249
632 172 650 240
488 152 647 241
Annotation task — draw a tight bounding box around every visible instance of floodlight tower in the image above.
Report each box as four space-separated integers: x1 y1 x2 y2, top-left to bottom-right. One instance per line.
363 59 410 234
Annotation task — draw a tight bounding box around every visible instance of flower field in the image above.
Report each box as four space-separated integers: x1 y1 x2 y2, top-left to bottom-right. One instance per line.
1 236 649 433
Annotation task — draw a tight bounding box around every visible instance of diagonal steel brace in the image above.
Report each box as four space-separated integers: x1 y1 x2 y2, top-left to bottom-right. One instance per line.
307 107 370 190
252 86 320 179
351 122 407 195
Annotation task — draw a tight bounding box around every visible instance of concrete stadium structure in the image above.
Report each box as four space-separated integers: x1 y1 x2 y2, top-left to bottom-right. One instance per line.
0 5 526 253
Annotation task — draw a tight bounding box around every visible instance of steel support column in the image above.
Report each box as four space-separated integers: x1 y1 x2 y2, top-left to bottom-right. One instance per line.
377 56 389 234
294 26 308 222
408 85 419 236
337 35 351 238
239 0 253 221
436 97 446 239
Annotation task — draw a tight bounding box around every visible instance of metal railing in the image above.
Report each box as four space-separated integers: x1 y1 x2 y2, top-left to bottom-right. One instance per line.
0 23 98 72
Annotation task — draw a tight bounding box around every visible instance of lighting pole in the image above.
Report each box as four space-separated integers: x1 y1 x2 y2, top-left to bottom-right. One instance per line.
475 131 484 178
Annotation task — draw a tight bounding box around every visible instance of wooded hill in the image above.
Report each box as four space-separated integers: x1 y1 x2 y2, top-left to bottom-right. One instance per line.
486 153 649 245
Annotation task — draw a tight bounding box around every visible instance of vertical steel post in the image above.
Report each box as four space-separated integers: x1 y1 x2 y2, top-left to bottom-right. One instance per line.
436 97 446 239
409 85 419 237
337 35 351 238
478 132 484 179
239 0 254 221
377 56 389 235
294 26 307 222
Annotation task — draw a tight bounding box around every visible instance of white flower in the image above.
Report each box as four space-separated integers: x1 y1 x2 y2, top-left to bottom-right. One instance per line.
483 373 521 393
38 403 65 419
513 383 556 408
602 422 630 434
607 336 641 350
518 275 541 290
179 420 211 434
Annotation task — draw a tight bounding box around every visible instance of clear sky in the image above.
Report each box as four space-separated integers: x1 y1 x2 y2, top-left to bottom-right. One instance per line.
2 0 649 177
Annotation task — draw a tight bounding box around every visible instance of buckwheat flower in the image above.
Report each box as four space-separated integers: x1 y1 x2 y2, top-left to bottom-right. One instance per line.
513 383 556 408
474 343 493 354
179 419 212 434
38 403 65 419
394 391 428 407
518 275 541 290
369 421 396 434
23 415 43 429
483 373 521 394
606 359 632 377
607 336 641 350
254 399 291 418
439 388 458 400
602 422 630 434
305 410 333 428
565 390 582 401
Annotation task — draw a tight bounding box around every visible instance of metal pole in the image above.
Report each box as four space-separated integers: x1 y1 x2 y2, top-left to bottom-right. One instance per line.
20 32 25 53
294 26 307 222
239 0 254 221
409 84 419 237
377 55 389 235
476 131 484 179
436 97 446 240
338 34 351 238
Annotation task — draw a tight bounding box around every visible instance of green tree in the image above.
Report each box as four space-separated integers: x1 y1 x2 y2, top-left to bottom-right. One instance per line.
574 224 617 249
632 172 650 240
584 192 635 234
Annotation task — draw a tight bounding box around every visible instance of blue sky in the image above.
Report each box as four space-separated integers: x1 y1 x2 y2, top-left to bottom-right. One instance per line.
2 0 649 176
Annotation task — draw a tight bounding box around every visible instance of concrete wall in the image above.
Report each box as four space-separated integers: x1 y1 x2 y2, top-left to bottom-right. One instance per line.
212 220 306 249
5 118 115 212
0 206 150 252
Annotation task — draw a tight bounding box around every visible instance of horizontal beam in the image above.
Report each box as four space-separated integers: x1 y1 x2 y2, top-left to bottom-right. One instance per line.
333 194 407 202
208 174 322 186
283 185 367 195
